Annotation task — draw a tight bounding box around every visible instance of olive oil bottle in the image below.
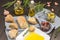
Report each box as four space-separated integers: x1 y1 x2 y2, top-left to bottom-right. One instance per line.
28 0 35 17
14 0 24 15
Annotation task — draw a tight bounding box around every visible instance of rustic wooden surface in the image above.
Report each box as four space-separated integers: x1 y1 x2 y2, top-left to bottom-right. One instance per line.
0 0 60 40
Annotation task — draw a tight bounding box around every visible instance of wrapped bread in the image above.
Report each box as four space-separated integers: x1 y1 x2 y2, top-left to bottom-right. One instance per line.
8 29 18 39
28 17 37 24
9 23 18 29
5 14 14 23
17 16 28 29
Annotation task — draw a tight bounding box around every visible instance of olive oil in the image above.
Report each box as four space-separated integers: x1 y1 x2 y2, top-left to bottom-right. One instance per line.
24 32 44 40
47 12 55 23
14 0 24 15
28 8 35 17
14 7 24 15
28 0 35 17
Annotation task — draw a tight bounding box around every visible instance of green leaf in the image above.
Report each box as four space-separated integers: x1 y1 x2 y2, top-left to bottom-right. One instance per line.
2 0 16 9
5 2 15 8
2 2 11 7
35 2 45 12
23 0 30 7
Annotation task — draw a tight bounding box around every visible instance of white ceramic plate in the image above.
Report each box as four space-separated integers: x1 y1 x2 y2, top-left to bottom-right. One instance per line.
16 27 50 40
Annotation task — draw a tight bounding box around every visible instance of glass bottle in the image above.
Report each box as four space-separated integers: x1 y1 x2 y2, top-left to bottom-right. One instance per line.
28 0 35 17
14 0 24 15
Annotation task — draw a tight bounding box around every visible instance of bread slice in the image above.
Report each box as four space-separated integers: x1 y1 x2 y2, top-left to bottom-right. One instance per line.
5 14 14 23
8 29 18 39
28 17 37 24
9 23 18 29
17 16 28 29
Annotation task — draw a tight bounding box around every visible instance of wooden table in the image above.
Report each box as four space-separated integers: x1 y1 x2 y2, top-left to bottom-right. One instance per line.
0 0 60 40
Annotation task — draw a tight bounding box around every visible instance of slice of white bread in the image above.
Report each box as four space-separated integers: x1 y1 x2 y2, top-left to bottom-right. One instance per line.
9 23 18 29
17 16 28 29
8 29 18 39
28 17 37 24
5 14 14 23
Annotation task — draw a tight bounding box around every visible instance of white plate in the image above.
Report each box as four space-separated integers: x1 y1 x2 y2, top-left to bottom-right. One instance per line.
16 27 50 40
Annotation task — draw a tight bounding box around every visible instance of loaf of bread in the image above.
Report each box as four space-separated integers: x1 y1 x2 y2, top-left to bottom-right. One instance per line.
28 17 37 24
17 16 28 29
5 14 14 23
8 29 18 39
9 23 18 29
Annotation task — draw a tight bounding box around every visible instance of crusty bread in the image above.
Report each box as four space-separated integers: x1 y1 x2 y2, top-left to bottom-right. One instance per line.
5 14 14 23
9 23 18 29
28 17 37 24
17 16 28 29
8 29 18 39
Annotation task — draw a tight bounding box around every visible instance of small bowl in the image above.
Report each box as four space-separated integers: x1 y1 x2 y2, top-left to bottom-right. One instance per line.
40 21 51 32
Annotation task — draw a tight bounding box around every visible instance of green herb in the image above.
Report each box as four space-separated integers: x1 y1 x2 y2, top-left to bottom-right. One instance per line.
35 2 45 12
23 0 30 7
2 0 16 9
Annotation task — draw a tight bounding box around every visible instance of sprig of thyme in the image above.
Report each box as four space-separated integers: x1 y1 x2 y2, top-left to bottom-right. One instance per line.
2 0 16 9
23 0 30 7
35 2 45 12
